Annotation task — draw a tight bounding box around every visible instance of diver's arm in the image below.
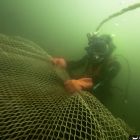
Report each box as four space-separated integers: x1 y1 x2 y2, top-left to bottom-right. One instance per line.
51 55 88 69
66 55 88 71
51 56 94 93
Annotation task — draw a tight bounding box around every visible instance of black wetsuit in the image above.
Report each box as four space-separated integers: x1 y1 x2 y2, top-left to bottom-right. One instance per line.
66 55 121 96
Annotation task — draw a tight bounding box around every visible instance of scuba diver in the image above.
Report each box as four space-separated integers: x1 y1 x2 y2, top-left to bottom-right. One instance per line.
50 2 140 95
51 33 121 95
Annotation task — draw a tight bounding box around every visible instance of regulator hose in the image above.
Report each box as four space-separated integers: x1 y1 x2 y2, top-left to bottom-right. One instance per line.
96 3 140 32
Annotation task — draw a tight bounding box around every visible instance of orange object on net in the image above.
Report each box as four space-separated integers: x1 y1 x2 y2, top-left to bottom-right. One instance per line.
64 78 93 93
51 57 67 69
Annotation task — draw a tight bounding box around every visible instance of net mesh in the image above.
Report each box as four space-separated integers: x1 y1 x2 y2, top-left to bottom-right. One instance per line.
0 34 131 140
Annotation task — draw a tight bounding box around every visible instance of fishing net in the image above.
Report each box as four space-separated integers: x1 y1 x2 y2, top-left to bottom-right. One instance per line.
0 34 131 140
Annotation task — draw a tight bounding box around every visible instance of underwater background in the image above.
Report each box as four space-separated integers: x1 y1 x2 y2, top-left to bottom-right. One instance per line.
0 0 140 132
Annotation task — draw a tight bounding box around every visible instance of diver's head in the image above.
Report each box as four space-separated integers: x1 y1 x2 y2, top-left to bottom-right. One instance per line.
85 33 116 64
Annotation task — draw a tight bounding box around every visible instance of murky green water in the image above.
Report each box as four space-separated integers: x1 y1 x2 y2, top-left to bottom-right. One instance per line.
0 0 139 132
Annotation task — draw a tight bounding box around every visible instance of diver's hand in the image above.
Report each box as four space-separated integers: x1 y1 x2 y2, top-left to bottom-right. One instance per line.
51 57 67 69
64 78 93 93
